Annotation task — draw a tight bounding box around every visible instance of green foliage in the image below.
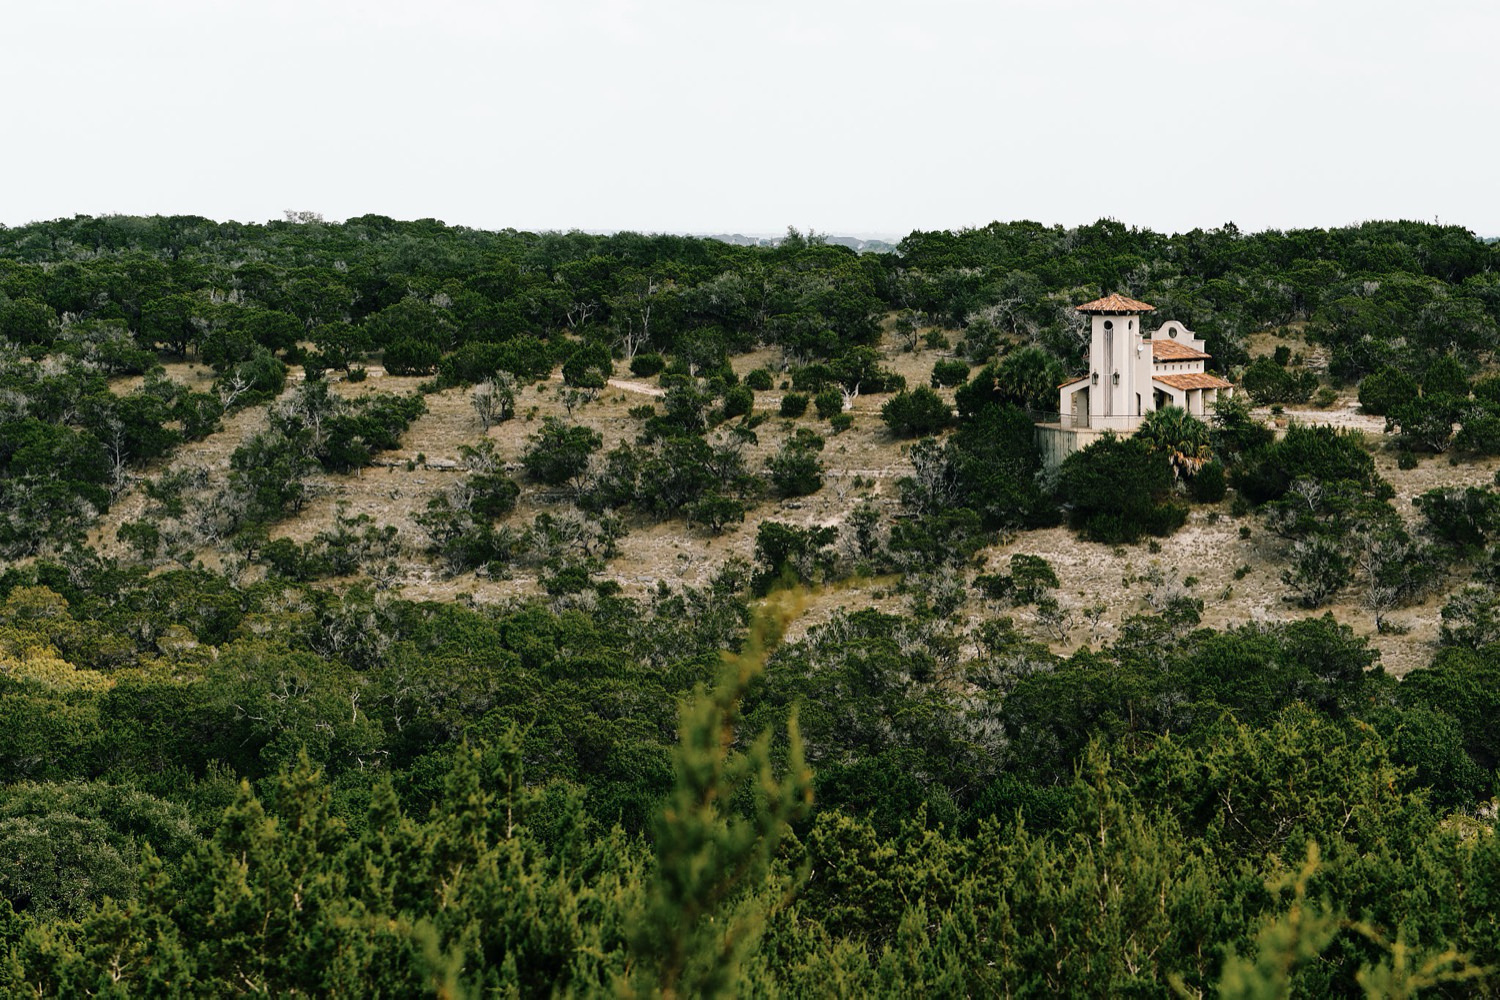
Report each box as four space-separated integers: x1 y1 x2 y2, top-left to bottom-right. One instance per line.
1191 459 1227 502
752 522 837 593
0 781 196 921
625 624 812 998
767 435 824 498
1388 393 1461 453
1240 355 1318 404
1057 433 1182 543
881 387 952 437
687 494 746 535
814 386 843 419
630 352 666 377
721 383 754 419
1281 533 1350 608
0 418 111 556
1231 423 1382 506
6 215 1500 996
1359 365 1419 415
1422 354 1471 398
382 337 442 375
1415 486 1500 554
976 553 1060 605
1400 646 1500 771
744 368 774 391
954 346 1067 415
1210 394 1275 465
779 392 808 418
562 339 612 388
929 357 969 388
522 417 602 488
1135 406 1212 478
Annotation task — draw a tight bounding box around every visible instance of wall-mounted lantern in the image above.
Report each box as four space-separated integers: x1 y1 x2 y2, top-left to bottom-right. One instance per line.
1091 371 1099 385
1111 372 1120 386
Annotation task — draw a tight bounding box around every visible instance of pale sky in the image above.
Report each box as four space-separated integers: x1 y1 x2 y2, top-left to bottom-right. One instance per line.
4 0 1497 237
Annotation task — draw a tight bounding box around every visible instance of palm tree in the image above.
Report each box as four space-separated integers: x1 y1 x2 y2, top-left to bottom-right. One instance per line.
1136 406 1213 479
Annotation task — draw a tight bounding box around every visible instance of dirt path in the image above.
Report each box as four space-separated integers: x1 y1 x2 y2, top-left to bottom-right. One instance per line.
547 372 666 398
607 377 665 397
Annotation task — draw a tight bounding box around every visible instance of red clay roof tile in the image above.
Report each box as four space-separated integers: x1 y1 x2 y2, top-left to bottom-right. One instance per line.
1076 293 1156 314
1153 372 1234 391
1151 340 1211 360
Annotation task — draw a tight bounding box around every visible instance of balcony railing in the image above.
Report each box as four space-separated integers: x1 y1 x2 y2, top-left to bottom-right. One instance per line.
1029 410 1146 431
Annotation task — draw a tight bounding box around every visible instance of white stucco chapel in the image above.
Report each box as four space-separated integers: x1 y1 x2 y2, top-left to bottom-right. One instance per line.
1057 293 1234 431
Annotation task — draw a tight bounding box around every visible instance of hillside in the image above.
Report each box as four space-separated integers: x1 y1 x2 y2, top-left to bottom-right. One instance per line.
84 329 1500 677
2 215 1499 995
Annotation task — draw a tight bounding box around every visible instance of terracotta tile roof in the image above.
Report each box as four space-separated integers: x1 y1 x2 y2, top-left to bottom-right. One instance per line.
1076 293 1156 314
1151 340 1211 360
1058 374 1088 388
1153 372 1234 391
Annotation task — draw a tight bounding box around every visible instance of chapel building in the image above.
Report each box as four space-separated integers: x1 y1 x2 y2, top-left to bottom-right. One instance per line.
1056 293 1233 430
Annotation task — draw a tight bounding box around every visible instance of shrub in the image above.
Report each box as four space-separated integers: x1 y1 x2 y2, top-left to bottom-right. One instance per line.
930 358 970 388
1056 434 1179 544
687 495 746 534
767 436 823 498
1281 533 1350 608
472 376 517 430
955 348 1067 415
383 338 442 376
215 348 287 408
522 418 602 488
829 413 853 434
1473 375 1500 406
752 521 838 593
790 365 831 392
1388 394 1460 453
172 391 224 440
1006 553 1060 604
1191 460 1227 503
1362 367 1416 413
886 507 990 571
814 388 843 420
1422 355 1470 399
745 368 774 391
721 384 754 420
881 388 952 437
1240 356 1316 405
780 393 809 418
1440 586 1500 649
440 342 507 386
493 336 555 383
1231 423 1382 506
1414 486 1500 554
562 342 612 388
629 352 666 377
1454 404 1500 455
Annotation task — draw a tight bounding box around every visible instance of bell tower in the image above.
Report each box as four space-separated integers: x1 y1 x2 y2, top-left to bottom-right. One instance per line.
1076 293 1155 423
